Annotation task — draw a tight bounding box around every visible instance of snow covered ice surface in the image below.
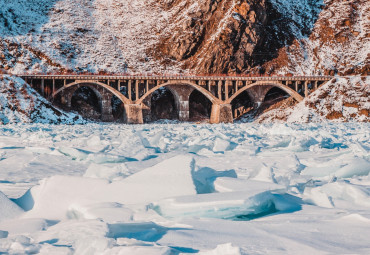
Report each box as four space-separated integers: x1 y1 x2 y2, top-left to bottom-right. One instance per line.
0 122 369 254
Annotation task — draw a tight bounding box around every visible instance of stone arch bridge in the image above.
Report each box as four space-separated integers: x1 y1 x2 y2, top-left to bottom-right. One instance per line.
20 74 332 124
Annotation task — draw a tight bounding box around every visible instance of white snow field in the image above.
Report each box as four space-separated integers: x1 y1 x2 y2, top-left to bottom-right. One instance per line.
0 123 369 254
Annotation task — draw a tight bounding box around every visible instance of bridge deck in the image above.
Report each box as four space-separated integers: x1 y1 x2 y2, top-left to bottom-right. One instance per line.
18 74 333 81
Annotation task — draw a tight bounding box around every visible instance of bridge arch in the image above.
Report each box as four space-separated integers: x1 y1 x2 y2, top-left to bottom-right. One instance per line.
71 86 103 113
135 80 220 105
52 80 131 105
150 86 179 121
189 89 213 121
226 81 304 104
263 86 290 103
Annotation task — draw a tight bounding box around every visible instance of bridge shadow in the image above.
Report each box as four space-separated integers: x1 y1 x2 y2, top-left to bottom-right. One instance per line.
112 86 129 122
0 0 61 36
149 87 179 122
189 89 212 122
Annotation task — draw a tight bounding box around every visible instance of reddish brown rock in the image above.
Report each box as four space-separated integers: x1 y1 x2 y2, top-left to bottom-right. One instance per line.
156 0 271 74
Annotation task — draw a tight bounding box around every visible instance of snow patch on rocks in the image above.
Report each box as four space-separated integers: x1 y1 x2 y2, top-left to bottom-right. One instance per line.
275 0 370 75
0 0 181 74
258 77 370 123
0 75 84 124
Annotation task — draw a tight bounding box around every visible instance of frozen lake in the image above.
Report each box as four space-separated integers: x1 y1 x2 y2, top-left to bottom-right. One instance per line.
0 122 369 254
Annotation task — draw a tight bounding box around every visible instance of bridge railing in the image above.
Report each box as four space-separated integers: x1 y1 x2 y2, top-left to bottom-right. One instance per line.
17 73 334 81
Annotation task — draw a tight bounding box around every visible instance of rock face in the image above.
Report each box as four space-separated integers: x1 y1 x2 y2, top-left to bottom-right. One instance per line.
262 0 370 76
155 0 327 74
256 77 370 123
157 0 270 74
0 0 367 75
155 0 368 76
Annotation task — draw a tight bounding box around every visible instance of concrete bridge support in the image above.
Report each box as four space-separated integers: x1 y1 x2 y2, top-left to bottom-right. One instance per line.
141 96 152 122
60 89 71 108
167 85 194 121
124 104 143 124
100 90 114 122
210 104 233 124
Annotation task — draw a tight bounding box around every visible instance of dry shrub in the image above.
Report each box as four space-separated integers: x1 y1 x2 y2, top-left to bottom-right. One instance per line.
326 111 344 120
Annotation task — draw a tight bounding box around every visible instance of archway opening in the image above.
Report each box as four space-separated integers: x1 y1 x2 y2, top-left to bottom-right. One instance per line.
71 86 102 120
150 87 178 121
263 87 290 104
244 86 293 120
189 89 212 122
231 90 254 119
111 87 128 122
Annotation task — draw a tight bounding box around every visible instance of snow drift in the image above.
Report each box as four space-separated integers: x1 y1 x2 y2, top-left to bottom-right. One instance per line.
15 156 197 220
0 191 23 222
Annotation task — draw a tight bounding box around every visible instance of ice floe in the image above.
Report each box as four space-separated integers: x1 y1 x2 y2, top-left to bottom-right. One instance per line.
0 122 369 254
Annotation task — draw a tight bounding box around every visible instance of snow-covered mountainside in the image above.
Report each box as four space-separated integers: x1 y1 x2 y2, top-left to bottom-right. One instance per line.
256 76 370 123
0 0 177 74
0 0 368 123
0 75 84 124
0 0 368 75
268 0 370 75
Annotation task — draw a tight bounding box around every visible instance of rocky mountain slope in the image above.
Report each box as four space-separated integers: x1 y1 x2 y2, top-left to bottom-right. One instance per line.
255 76 370 123
0 0 368 124
266 0 370 75
0 0 368 75
156 0 324 74
0 75 84 124
0 0 176 74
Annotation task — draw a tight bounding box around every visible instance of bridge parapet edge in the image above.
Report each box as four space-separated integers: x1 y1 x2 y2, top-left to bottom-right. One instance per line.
17 74 334 81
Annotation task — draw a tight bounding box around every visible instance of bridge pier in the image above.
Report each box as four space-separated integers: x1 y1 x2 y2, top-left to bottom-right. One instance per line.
141 96 152 122
41 79 45 97
60 89 72 108
210 104 233 124
167 85 194 121
124 104 143 124
101 90 114 122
